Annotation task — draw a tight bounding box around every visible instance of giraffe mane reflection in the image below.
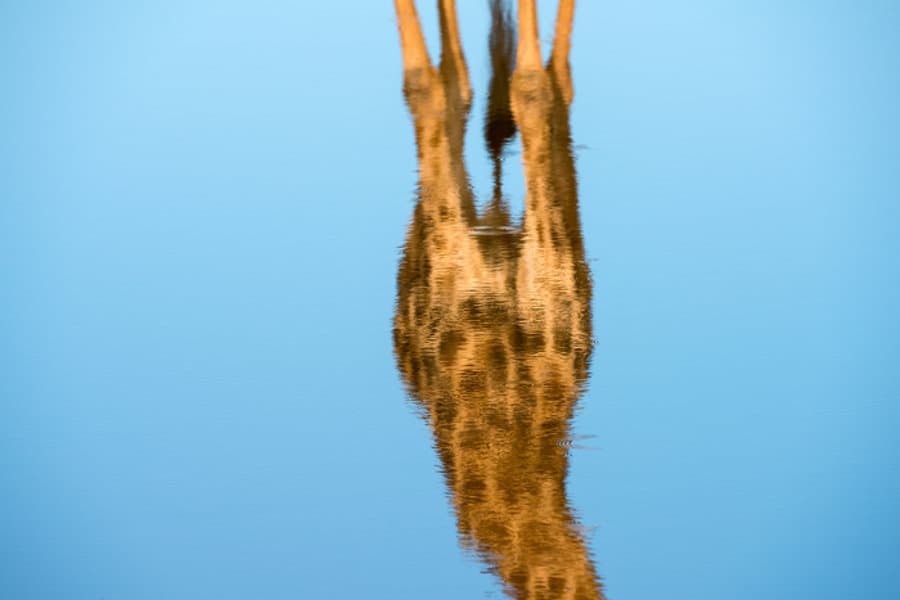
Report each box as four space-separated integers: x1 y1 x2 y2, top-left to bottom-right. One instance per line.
393 2 600 598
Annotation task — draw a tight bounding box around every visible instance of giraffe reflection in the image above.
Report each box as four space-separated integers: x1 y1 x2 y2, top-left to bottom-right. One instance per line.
393 1 600 598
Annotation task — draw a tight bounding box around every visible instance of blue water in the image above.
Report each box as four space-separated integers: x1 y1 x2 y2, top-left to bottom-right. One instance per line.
3 2 899 599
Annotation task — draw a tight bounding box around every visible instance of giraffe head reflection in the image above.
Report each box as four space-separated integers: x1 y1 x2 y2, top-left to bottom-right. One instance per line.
393 2 600 598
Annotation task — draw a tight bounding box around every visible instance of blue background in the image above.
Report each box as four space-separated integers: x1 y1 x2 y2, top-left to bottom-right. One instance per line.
2 1 899 598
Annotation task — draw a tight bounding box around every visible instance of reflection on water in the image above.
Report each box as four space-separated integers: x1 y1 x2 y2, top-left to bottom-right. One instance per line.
392 1 601 598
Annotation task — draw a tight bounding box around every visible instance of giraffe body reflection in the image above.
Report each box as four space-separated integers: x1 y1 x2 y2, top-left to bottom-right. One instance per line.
393 2 601 598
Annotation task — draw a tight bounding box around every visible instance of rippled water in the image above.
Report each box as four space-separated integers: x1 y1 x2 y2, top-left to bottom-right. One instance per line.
3 2 900 599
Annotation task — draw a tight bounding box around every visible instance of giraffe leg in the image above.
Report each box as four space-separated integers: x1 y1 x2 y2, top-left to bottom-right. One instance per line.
511 0 552 134
395 0 445 123
395 0 432 73
549 0 576 104
438 0 472 107
516 0 542 72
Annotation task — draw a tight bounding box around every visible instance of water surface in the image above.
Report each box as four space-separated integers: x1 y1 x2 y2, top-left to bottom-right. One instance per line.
2 1 899 599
